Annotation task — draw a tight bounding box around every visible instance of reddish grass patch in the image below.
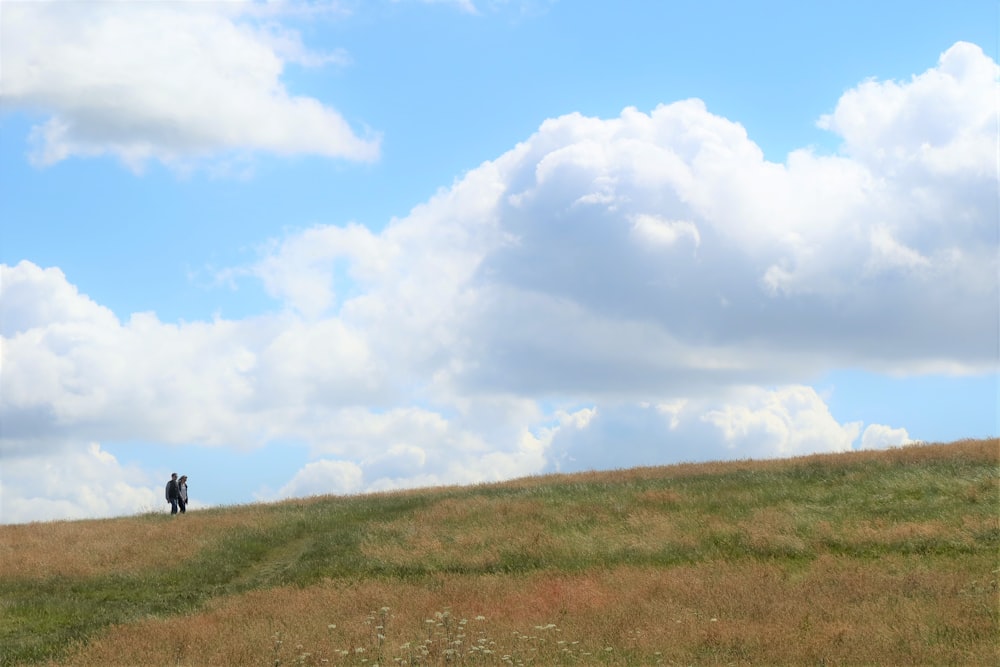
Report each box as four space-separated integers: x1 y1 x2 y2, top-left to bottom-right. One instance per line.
51 554 998 666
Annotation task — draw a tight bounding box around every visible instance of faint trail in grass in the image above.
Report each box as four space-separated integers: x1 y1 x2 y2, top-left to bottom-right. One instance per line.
225 534 316 589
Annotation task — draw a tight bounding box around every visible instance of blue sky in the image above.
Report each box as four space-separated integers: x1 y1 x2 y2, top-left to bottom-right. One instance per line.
1 0 997 524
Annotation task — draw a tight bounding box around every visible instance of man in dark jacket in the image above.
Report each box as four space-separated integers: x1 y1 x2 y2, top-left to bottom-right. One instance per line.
165 473 180 515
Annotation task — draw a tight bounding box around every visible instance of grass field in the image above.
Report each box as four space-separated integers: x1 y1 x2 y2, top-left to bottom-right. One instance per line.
1 438 997 665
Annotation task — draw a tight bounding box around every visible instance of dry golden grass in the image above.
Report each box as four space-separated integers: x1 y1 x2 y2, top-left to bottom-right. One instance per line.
738 507 809 556
620 509 701 551
360 495 595 570
0 505 283 579
49 554 998 666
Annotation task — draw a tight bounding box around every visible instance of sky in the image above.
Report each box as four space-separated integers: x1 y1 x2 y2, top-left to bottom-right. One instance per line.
0 0 997 525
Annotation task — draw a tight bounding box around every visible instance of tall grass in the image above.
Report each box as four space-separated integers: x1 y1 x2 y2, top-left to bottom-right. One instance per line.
1 438 996 666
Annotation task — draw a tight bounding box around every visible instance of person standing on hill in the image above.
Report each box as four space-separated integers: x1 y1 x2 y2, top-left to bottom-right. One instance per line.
178 475 189 514
165 473 180 515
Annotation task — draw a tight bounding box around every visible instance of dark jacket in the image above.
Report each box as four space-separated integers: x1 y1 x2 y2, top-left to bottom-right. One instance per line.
165 479 180 501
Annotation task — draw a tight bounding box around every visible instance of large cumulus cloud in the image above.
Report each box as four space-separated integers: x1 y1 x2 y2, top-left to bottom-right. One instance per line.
459 45 996 391
2 41 995 523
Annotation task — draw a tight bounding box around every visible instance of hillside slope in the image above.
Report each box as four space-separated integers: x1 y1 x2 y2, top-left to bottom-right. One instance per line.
1 438 997 666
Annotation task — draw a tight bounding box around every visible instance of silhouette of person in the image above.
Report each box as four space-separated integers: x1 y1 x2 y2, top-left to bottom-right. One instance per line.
165 473 180 515
178 475 189 514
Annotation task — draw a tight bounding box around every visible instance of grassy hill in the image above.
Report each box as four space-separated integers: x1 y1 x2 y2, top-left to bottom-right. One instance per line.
1 438 997 666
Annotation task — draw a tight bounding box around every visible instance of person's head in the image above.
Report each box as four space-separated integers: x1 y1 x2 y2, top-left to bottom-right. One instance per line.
171 473 178 480
180 476 187 482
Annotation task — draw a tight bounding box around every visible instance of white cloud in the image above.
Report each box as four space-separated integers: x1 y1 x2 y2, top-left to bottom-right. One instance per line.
404 0 479 14
244 223 385 319
700 386 862 458
866 225 931 274
544 387 865 473
860 424 915 449
819 42 996 177
0 262 387 453
396 0 549 15
0 0 378 170
630 214 701 249
2 41 996 522
0 443 158 524
276 459 364 497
